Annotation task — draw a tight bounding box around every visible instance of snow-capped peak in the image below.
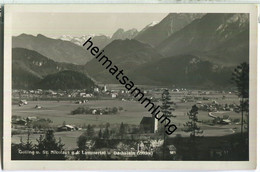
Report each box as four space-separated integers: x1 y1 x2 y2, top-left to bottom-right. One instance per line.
139 21 159 33
148 21 159 27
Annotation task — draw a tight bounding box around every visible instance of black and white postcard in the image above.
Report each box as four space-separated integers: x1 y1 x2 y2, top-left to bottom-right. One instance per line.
3 4 258 170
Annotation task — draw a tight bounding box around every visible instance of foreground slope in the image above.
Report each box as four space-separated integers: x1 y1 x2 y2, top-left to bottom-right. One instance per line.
12 48 93 89
35 70 95 90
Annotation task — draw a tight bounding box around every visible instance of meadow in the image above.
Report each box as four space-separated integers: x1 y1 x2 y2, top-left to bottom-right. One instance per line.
12 90 243 149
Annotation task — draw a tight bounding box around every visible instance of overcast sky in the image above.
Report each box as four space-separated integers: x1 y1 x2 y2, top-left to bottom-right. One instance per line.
12 13 168 38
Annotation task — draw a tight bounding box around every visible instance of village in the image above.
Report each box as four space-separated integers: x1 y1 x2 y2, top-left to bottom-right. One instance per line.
10 83 244 160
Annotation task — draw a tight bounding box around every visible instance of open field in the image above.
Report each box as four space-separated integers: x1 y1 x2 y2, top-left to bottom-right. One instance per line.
12 90 244 149
12 100 151 126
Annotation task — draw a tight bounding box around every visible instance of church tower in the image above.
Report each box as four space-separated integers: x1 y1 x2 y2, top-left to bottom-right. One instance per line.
153 115 159 133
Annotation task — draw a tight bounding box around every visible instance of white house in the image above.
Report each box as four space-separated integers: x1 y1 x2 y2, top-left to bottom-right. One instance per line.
104 85 107 92
111 93 117 98
94 87 99 92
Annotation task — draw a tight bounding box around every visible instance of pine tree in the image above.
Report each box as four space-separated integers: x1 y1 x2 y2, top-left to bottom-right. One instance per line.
103 126 110 139
160 89 176 159
85 124 95 138
119 122 126 139
36 134 44 154
35 130 65 159
76 135 87 160
98 129 103 139
231 62 249 136
17 130 34 159
184 105 202 138
25 129 34 151
77 135 87 149
183 105 203 159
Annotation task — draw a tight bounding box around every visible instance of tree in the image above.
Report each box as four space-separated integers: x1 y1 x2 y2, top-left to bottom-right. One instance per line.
105 122 110 128
184 105 203 138
25 129 34 151
183 105 203 160
77 135 87 160
32 118 52 130
14 130 34 160
103 126 110 139
231 62 249 136
35 130 65 160
98 129 103 139
112 107 118 114
85 124 95 138
36 134 44 154
160 89 175 159
119 122 126 139
77 135 87 151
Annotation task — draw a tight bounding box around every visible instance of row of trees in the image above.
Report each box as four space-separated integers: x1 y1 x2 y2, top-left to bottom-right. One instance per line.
12 130 66 160
71 106 121 115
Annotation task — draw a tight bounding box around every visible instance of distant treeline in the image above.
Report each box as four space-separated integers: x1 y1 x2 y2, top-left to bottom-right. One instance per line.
71 106 123 115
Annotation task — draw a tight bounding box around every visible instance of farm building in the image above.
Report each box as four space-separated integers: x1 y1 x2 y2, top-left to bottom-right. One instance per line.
111 93 117 98
57 125 75 131
26 116 37 121
19 100 28 105
79 92 87 97
94 87 99 92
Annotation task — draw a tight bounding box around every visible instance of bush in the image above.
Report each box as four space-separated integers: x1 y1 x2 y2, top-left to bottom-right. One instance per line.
71 106 118 115
32 118 53 130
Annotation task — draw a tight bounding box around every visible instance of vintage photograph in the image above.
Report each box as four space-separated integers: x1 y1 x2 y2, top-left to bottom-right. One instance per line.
3 4 257 170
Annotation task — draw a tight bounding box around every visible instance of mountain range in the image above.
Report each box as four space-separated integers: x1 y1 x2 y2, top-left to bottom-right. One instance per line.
12 13 249 89
135 13 205 47
12 34 93 65
85 39 164 84
157 13 249 66
59 34 111 49
58 28 139 48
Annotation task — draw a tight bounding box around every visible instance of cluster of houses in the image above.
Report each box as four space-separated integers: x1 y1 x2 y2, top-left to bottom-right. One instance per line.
12 116 82 132
12 85 145 100
208 112 232 125
12 84 159 102
12 116 37 126
198 101 239 112
137 139 164 151
13 89 94 98
71 106 120 115
75 99 88 104
114 139 166 152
